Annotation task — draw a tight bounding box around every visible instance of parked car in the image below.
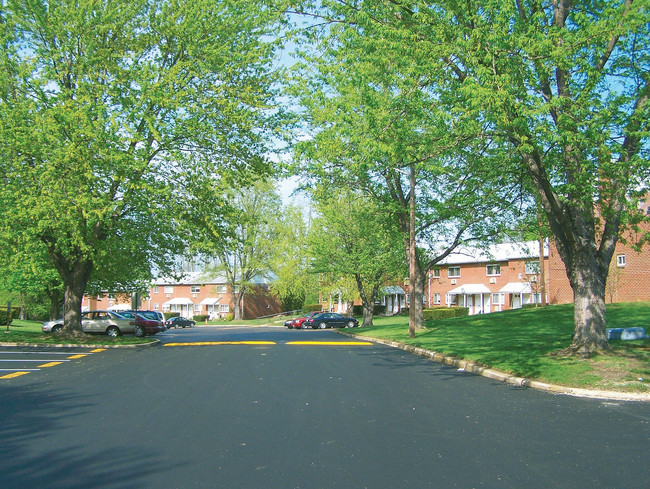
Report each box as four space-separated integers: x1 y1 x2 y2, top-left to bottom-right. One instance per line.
166 316 196 329
42 310 136 337
303 312 359 329
119 310 166 336
285 311 323 329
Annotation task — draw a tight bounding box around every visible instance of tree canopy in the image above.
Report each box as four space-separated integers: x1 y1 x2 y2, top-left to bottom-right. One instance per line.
0 0 286 333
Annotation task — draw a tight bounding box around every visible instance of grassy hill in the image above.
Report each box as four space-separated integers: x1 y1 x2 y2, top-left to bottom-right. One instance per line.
349 302 650 393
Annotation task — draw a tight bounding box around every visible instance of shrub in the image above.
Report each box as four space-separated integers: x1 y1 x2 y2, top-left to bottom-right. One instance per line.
423 307 469 320
193 314 209 322
400 307 409 316
225 313 234 321
302 304 323 313
0 307 20 326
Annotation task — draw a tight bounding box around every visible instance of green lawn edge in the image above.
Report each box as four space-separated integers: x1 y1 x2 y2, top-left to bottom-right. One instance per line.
345 303 650 393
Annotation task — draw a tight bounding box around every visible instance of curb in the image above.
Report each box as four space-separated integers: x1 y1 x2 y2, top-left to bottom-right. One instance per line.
340 332 650 403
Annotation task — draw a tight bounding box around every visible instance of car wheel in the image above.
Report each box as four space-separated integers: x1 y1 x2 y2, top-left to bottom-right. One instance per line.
347 321 356 328
134 325 145 337
106 326 120 338
52 324 63 333
190 322 195 327
319 322 328 329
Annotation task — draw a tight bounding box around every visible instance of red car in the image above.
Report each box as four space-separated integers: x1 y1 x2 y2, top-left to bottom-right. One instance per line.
284 311 322 329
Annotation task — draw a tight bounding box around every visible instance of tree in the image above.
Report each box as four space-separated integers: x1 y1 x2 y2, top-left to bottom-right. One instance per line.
291 1 524 336
292 0 650 354
0 0 285 334
196 179 282 320
270 202 313 312
409 0 649 355
308 189 405 327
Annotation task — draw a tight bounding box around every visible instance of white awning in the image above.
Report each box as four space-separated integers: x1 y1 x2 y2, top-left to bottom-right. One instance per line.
499 282 532 294
382 286 406 295
163 297 194 306
447 284 492 295
200 297 220 305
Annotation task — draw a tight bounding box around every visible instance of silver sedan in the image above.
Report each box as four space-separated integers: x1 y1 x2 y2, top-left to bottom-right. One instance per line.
42 310 137 337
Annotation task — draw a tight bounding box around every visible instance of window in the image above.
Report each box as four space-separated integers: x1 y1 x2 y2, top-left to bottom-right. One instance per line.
486 264 501 276
153 286 159 294
164 286 174 294
446 294 457 305
107 293 115 300
431 268 440 278
219 304 229 313
492 293 505 305
153 303 159 311
433 293 441 305
617 254 626 267
216 285 227 294
448 266 461 278
190 285 201 294
193 304 202 313
525 261 540 274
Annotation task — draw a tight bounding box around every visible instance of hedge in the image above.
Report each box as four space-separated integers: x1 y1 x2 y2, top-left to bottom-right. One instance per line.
0 307 20 326
193 314 209 322
423 306 469 320
302 304 324 313
352 305 386 316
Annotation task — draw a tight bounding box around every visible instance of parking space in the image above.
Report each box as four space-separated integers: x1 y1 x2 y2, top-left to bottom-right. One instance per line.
0 347 106 379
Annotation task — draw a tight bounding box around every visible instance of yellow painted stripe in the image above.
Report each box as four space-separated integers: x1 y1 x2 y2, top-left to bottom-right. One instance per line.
164 341 276 347
90 349 106 353
0 371 31 379
287 341 373 346
66 354 87 359
38 362 63 368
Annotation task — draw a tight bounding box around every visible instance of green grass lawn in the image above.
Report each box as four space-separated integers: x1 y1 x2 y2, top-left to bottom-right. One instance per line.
1 319 155 346
347 302 650 393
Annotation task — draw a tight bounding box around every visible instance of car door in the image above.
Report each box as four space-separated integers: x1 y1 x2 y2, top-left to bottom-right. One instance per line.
81 312 100 333
330 313 345 328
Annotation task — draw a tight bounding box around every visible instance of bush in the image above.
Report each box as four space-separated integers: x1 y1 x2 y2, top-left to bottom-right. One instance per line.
302 304 323 313
400 307 409 316
225 313 234 321
193 314 209 322
423 307 469 320
0 307 20 326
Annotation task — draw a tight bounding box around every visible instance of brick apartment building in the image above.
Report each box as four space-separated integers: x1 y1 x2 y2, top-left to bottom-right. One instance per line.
425 235 650 315
82 272 283 320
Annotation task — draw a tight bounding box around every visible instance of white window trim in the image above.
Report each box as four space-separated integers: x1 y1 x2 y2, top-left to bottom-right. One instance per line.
486 264 501 276
448 267 461 278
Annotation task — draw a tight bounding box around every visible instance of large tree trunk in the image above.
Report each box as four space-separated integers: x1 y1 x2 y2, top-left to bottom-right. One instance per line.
49 249 93 336
354 273 381 327
564 252 610 356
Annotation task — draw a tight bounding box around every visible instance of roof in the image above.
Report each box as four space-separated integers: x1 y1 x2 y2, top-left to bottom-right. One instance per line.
437 240 548 266
163 298 194 306
499 282 533 294
153 271 270 286
447 284 492 295
382 286 406 295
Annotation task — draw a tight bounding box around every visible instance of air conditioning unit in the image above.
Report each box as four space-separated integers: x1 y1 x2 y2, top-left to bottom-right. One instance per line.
530 275 538 283
193 294 198 299
489 277 497 284
450 279 457 285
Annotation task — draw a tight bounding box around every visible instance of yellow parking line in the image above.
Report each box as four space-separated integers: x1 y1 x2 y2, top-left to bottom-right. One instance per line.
0 371 31 379
287 341 373 346
38 362 64 368
164 341 277 347
66 354 87 359
90 349 106 353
